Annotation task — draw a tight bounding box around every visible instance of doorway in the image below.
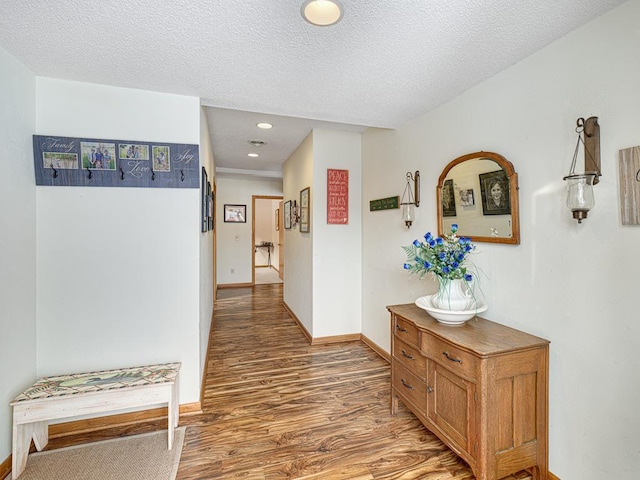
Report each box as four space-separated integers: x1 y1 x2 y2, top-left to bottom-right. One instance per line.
252 195 284 285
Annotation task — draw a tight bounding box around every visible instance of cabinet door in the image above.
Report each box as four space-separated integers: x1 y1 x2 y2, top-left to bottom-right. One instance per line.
427 361 476 455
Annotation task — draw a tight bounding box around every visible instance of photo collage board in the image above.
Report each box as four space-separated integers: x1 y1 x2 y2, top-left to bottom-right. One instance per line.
33 135 200 189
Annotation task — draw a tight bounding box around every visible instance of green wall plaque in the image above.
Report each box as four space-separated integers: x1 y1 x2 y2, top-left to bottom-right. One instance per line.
370 196 399 211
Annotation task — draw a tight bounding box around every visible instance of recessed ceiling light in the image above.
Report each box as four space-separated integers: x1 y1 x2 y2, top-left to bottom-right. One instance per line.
256 122 273 129
248 153 259 158
248 139 267 147
301 0 343 27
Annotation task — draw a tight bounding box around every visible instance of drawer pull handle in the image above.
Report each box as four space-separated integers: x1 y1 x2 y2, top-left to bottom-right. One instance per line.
443 351 463 364
396 325 408 333
426 386 433 393
400 379 414 390
401 350 414 360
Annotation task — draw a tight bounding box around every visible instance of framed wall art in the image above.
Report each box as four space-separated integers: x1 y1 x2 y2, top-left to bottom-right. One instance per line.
619 145 640 225
300 187 310 233
33 134 199 188
201 167 208 232
479 170 511 215
284 200 292 229
327 168 348 224
207 181 213 231
442 179 457 217
459 189 475 206
224 204 246 223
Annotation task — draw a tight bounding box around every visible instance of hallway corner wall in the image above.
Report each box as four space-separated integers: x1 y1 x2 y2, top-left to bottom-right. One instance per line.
0 44 37 467
283 133 314 334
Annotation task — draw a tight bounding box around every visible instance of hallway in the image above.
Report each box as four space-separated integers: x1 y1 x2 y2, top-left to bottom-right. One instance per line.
37 285 532 479
176 284 475 479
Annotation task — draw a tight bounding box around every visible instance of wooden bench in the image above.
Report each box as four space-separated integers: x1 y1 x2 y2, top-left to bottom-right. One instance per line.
10 362 180 479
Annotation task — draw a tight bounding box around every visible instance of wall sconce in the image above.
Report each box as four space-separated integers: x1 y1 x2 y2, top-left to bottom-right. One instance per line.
401 170 420 228
563 117 601 224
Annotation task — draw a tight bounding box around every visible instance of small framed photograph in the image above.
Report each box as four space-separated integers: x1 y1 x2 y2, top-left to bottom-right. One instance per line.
442 179 457 217
284 201 292 229
43 152 78 170
479 170 511 215
459 188 475 206
300 187 310 233
152 145 171 172
201 167 208 232
224 204 246 223
81 141 116 170
118 143 149 160
207 181 213 231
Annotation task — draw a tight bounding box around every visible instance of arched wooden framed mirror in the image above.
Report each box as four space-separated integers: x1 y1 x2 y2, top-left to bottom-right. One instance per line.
437 151 520 244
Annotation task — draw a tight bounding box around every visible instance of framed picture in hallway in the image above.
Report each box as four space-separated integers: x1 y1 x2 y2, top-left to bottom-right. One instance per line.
224 204 246 223
284 201 291 229
300 187 310 233
201 167 208 232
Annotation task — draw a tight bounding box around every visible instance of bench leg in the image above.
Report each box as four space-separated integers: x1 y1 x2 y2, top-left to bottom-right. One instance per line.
12 421 48 479
32 421 48 451
168 377 179 449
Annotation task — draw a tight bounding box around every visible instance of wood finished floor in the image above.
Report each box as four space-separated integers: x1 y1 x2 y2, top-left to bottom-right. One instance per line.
41 284 531 479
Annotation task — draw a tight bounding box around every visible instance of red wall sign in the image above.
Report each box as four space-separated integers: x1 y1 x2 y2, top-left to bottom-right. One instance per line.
327 169 348 224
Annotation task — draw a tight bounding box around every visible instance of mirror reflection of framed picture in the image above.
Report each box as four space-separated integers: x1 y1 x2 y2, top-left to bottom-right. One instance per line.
442 179 456 217
224 204 246 223
300 187 310 233
459 188 474 206
479 170 511 215
284 201 292 229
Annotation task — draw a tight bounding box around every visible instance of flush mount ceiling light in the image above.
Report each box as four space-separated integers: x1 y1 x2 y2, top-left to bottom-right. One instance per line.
248 139 267 147
256 122 273 129
301 0 343 26
248 153 259 158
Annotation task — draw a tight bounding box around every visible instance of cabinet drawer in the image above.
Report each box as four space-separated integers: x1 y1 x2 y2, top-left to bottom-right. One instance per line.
393 362 427 413
421 334 478 380
393 316 419 346
393 338 427 380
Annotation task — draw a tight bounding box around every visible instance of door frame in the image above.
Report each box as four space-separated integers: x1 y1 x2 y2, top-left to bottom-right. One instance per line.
251 195 284 285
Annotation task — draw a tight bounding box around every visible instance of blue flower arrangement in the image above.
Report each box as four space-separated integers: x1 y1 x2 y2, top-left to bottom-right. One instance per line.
402 224 476 281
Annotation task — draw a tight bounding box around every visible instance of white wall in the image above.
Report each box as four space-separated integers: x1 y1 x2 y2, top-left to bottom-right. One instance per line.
362 1 640 478
312 129 362 338
0 46 37 466
35 79 202 404
199 107 215 388
216 176 283 284
283 134 314 332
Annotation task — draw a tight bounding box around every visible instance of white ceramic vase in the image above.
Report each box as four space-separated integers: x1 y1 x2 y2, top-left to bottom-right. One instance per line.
433 278 474 311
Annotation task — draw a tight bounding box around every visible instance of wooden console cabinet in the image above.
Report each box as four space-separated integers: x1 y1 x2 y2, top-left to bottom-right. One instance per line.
388 304 549 480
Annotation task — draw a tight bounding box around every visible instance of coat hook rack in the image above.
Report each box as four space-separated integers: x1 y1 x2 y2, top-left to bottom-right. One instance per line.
86 167 92 179
51 167 58 179
119 167 125 180
180 169 185 182
151 169 156 181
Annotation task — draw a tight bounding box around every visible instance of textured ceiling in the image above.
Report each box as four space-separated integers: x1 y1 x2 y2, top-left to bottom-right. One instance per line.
0 0 626 177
